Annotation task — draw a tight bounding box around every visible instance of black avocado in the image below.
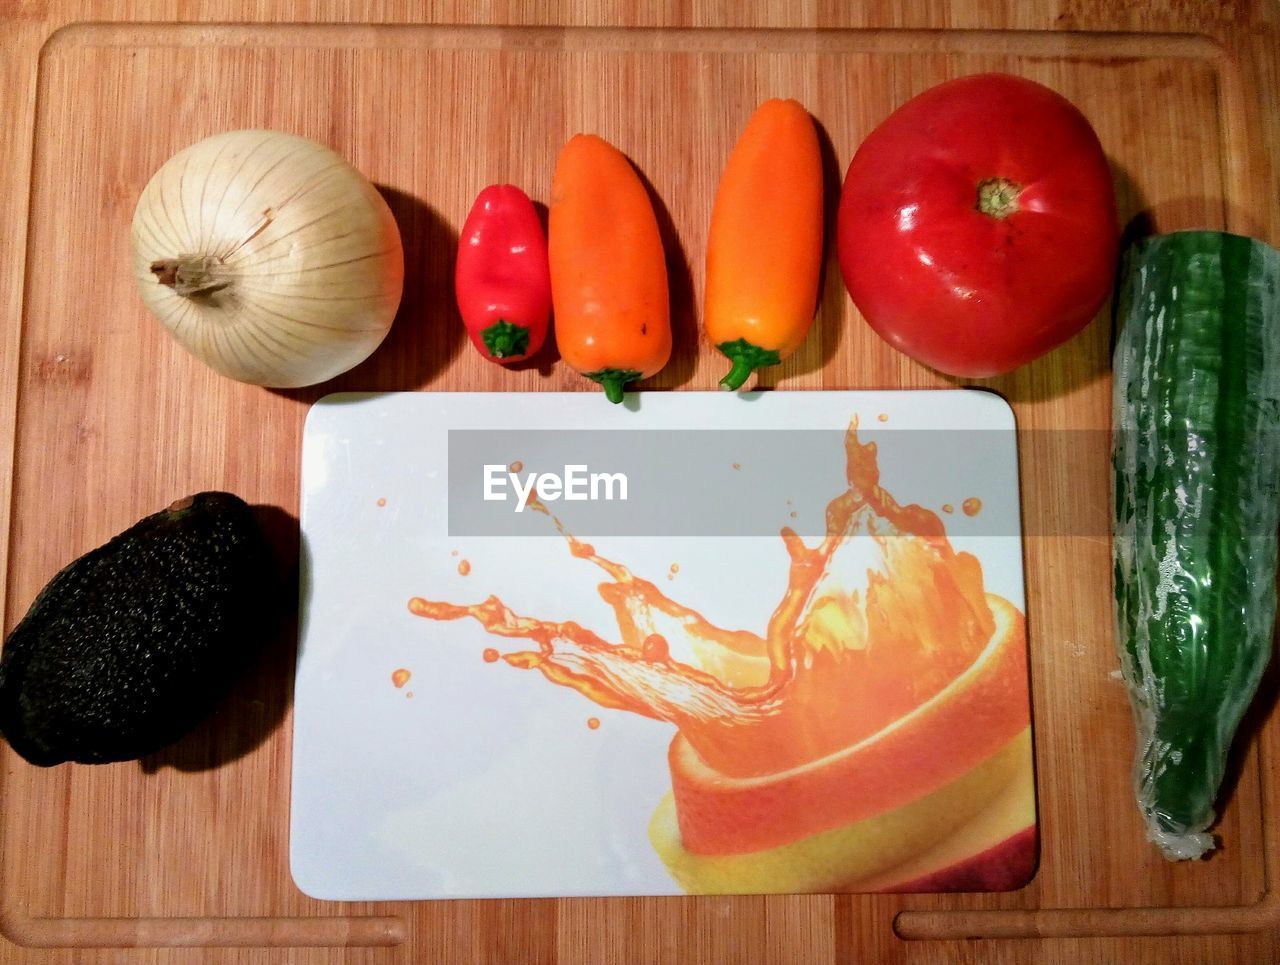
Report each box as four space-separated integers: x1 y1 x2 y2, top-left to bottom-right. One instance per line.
0 492 276 766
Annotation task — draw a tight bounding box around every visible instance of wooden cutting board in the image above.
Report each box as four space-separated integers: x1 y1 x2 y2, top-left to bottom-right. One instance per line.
1 2 1278 963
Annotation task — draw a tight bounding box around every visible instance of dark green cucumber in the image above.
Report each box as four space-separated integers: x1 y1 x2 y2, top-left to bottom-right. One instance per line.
1112 230 1280 859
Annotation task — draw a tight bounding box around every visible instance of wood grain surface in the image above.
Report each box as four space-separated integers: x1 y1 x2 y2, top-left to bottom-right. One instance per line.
1 1 1279 963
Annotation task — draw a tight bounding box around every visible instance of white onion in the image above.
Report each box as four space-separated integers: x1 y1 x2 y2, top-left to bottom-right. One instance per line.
130 130 404 388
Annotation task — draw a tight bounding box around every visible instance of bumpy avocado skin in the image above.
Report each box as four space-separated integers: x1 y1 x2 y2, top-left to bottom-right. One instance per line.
0 492 276 766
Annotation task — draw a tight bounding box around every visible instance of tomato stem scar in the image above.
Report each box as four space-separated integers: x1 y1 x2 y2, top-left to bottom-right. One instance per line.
976 178 1022 219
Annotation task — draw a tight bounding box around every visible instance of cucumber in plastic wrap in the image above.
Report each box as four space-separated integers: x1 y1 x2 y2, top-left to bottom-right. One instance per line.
1112 230 1280 860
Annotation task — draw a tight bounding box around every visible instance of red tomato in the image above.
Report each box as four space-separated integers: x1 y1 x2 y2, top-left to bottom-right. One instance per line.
837 73 1118 377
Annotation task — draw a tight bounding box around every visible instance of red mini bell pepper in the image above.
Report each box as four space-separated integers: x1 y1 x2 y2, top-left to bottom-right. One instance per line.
455 185 552 364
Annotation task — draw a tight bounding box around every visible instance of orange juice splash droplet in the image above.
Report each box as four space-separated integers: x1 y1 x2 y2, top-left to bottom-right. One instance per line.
482 647 500 663
732 462 742 471
391 668 411 688
377 497 387 507
587 717 601 730
942 504 954 514
642 634 670 661
962 497 982 516
877 413 888 422
409 417 1005 778
509 460 524 473
458 560 471 576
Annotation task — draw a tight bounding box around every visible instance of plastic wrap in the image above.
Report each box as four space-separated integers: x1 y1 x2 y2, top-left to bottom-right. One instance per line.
1111 231 1280 859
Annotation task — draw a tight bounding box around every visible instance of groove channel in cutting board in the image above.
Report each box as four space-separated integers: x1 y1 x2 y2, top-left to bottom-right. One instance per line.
1 20 1269 952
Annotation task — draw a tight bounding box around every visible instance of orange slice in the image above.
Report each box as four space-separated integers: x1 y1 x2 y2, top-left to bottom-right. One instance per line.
855 747 1037 892
650 727 1034 894
669 595 1028 855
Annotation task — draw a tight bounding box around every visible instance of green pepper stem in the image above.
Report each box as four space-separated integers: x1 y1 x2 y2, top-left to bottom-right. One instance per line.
480 319 530 359
721 355 756 392
717 339 783 391
585 368 641 404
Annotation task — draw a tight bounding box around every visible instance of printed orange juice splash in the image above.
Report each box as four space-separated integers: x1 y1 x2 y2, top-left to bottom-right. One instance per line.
408 419 999 780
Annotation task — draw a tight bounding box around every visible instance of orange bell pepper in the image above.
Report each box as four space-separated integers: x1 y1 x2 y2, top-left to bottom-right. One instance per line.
548 134 672 404
705 99 825 391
